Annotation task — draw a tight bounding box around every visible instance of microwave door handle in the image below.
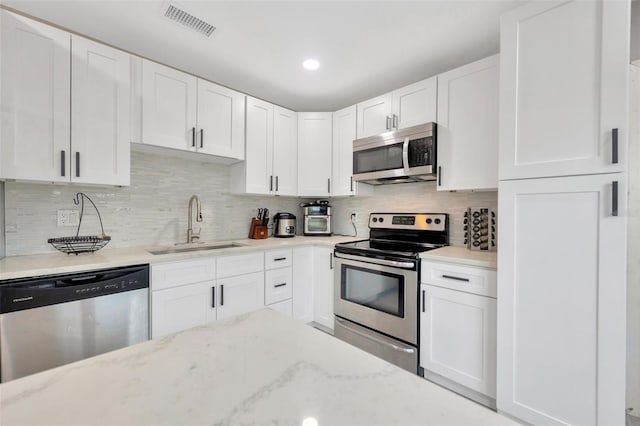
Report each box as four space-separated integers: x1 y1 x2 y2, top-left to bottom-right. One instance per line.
402 137 410 172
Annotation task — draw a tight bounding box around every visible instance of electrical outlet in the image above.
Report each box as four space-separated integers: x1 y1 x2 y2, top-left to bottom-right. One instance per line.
57 210 80 227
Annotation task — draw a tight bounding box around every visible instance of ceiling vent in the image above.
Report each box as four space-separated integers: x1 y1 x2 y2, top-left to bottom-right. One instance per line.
161 2 216 37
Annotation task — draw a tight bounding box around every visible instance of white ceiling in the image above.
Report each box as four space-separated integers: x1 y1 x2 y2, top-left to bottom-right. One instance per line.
3 0 524 111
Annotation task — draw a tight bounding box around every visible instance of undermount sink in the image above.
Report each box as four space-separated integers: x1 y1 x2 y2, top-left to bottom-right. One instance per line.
148 242 246 255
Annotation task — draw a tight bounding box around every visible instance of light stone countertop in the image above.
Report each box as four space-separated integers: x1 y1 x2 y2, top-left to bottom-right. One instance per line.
420 246 497 269
0 235 360 281
0 308 517 426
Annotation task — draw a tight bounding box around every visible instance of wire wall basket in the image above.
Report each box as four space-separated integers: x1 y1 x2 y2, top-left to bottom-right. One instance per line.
48 192 111 255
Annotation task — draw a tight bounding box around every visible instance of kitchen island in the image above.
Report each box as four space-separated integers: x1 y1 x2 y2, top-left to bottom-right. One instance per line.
0 309 516 426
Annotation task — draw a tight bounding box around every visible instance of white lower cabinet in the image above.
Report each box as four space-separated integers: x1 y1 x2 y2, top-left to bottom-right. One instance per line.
264 248 293 311
217 271 265 320
292 246 314 323
313 246 334 330
420 260 497 407
151 281 216 339
267 298 293 317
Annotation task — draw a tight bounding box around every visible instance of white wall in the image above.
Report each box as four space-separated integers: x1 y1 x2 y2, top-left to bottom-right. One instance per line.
330 183 497 247
3 151 306 256
627 64 640 418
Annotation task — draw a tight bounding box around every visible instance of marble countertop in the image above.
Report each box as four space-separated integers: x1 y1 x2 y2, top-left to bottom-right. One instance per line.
0 235 359 281
0 309 516 426
421 246 497 269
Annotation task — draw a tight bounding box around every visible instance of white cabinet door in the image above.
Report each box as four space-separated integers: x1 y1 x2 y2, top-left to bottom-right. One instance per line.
420 284 496 398
356 93 392 138
71 35 130 186
217 271 265 320
243 97 274 195
151 281 216 339
292 246 314 323
297 112 333 197
273 106 297 196
332 105 374 197
497 174 627 425
437 55 498 191
391 77 437 130
313 246 334 330
267 299 293 317
499 0 630 180
196 79 245 159
0 10 70 182
141 59 197 151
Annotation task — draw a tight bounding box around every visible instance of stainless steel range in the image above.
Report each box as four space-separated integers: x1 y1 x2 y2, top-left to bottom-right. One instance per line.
333 213 449 373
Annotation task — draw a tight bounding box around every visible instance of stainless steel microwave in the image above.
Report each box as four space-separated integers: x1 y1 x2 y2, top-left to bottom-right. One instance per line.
352 122 436 185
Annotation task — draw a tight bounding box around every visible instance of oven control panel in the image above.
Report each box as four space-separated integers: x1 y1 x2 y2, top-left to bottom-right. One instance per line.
369 213 448 231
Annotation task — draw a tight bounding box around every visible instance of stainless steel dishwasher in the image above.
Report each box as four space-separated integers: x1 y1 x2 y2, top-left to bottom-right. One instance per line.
0 264 149 382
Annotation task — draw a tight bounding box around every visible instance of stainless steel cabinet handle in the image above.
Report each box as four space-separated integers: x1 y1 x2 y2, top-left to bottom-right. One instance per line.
442 274 470 282
438 166 442 186
61 150 66 177
274 257 287 261
612 181 619 217
392 114 398 129
192 127 196 147
274 283 287 288
200 129 204 149
612 128 618 164
211 286 215 308
422 289 426 313
276 176 279 192
220 285 224 306
330 253 333 269
350 176 354 192
269 175 273 191
75 152 80 177
327 178 331 194
386 116 391 130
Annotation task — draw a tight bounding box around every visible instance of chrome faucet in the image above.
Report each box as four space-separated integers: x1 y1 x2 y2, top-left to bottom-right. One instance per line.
187 195 203 244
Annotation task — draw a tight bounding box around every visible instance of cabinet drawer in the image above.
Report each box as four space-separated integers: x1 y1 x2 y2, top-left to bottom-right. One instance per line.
217 252 264 278
265 248 292 270
267 298 293 318
265 267 293 305
421 260 496 298
151 257 215 291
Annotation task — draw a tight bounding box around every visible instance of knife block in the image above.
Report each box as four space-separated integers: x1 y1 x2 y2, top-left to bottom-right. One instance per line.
248 218 268 239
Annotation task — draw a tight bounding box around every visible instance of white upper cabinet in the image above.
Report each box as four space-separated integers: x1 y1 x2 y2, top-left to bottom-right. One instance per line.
297 112 333 197
0 10 70 182
356 93 393 139
196 80 245 160
0 11 130 186
391 77 437 130
437 55 499 191
499 0 630 180
141 60 197 151
230 98 296 195
71 35 130 186
272 105 298 196
332 105 373 197
356 77 437 139
141 60 245 160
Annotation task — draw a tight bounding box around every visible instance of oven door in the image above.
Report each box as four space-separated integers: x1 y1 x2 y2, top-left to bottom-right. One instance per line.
333 253 418 345
304 216 331 235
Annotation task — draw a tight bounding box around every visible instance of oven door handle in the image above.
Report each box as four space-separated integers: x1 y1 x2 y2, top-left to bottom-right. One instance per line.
334 252 416 269
335 317 416 354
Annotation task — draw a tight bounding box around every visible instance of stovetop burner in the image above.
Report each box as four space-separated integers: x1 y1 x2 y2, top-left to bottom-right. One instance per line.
335 213 449 260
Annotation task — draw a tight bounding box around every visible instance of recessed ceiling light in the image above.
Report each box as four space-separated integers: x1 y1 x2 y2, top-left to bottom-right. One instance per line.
302 59 320 71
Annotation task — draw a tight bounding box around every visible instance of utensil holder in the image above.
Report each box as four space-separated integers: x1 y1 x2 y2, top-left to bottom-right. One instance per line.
248 218 268 239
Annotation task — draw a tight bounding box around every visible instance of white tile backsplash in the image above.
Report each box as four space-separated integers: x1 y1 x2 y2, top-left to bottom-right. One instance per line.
3 150 496 256
330 182 497 247
4 151 305 256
